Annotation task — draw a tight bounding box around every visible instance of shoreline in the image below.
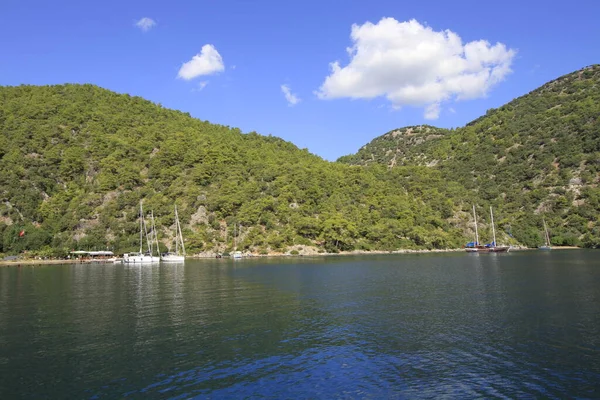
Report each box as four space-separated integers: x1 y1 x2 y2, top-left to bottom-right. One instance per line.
0 246 585 266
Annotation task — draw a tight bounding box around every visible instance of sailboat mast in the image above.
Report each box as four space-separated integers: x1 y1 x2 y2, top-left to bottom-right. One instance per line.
234 223 237 251
174 206 178 255
490 206 497 246
144 209 152 254
151 211 160 256
473 204 479 245
139 201 143 254
175 205 185 256
543 218 550 246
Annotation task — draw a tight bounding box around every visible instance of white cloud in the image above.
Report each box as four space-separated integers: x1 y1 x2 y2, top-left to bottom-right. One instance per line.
192 81 209 92
281 84 301 106
317 18 516 119
178 44 225 80
135 17 156 32
424 103 440 120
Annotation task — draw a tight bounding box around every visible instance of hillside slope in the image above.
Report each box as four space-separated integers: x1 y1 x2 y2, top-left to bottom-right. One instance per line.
339 65 600 247
0 84 468 255
337 125 452 167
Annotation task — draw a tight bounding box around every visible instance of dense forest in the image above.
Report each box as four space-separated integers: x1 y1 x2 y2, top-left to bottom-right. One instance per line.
0 65 598 257
339 65 600 249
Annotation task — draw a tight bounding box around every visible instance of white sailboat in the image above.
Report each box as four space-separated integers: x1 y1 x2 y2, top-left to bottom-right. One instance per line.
540 218 552 250
161 205 186 263
123 201 160 264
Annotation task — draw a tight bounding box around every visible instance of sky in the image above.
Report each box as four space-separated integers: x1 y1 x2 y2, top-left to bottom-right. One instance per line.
1 0 599 161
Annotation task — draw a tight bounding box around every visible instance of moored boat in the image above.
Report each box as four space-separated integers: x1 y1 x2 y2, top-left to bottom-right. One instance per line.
124 201 160 264
465 205 510 253
486 206 510 252
465 205 485 252
161 205 186 263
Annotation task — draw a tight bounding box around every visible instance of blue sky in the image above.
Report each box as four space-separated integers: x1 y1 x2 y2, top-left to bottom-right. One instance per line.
1 0 599 161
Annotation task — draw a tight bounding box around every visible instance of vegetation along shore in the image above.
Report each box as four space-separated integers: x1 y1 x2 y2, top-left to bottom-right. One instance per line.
0 246 584 267
0 66 598 258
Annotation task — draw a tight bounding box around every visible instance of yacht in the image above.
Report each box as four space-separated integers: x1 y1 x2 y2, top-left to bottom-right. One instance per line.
123 201 160 264
161 205 186 263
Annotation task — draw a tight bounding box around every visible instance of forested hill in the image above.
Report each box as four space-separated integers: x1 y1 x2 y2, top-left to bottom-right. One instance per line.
338 65 600 248
337 125 452 167
0 84 470 256
1 64 599 257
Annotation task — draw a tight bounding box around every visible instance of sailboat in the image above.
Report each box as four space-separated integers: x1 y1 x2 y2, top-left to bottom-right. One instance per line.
232 223 243 259
487 206 510 253
123 201 160 264
161 205 186 262
465 205 510 253
465 204 481 252
539 218 552 250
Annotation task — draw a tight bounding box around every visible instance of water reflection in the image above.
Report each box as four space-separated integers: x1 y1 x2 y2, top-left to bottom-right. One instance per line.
0 252 599 398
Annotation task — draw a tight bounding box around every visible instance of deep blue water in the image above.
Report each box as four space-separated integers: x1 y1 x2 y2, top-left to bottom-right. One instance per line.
1 250 599 398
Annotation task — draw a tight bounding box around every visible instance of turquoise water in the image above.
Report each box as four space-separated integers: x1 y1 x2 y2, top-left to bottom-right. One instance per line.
1 251 599 398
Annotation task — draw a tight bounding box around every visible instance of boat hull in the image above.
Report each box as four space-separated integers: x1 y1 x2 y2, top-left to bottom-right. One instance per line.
123 255 160 264
465 246 510 253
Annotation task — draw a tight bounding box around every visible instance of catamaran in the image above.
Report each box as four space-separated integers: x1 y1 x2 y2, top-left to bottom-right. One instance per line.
123 201 160 264
161 205 186 263
539 217 552 250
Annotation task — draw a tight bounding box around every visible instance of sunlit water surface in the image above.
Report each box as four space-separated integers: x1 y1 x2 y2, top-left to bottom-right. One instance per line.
1 251 599 398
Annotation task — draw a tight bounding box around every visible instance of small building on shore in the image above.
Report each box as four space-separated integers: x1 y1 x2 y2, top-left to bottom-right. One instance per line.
69 251 115 262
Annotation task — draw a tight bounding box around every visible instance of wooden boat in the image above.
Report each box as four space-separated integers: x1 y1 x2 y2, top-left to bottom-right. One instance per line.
487 206 510 252
465 205 509 253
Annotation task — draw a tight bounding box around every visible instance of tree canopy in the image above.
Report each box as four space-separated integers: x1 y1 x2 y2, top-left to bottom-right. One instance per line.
338 65 600 248
1 65 599 256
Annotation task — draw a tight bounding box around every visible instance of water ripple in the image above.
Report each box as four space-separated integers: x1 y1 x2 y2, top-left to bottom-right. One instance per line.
1 252 599 399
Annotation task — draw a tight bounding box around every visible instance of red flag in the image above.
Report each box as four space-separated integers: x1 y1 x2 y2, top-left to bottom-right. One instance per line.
19 230 25 237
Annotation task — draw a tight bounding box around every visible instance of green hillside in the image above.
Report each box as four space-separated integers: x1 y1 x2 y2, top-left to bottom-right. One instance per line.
339 65 600 248
0 84 469 256
2 65 599 257
337 125 452 167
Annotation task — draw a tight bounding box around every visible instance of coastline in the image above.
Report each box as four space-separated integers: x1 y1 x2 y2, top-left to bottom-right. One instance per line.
0 259 81 266
0 246 585 266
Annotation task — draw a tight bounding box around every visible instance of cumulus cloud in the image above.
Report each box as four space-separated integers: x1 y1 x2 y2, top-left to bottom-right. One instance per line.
281 84 300 106
317 18 516 119
178 44 225 80
135 17 156 32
